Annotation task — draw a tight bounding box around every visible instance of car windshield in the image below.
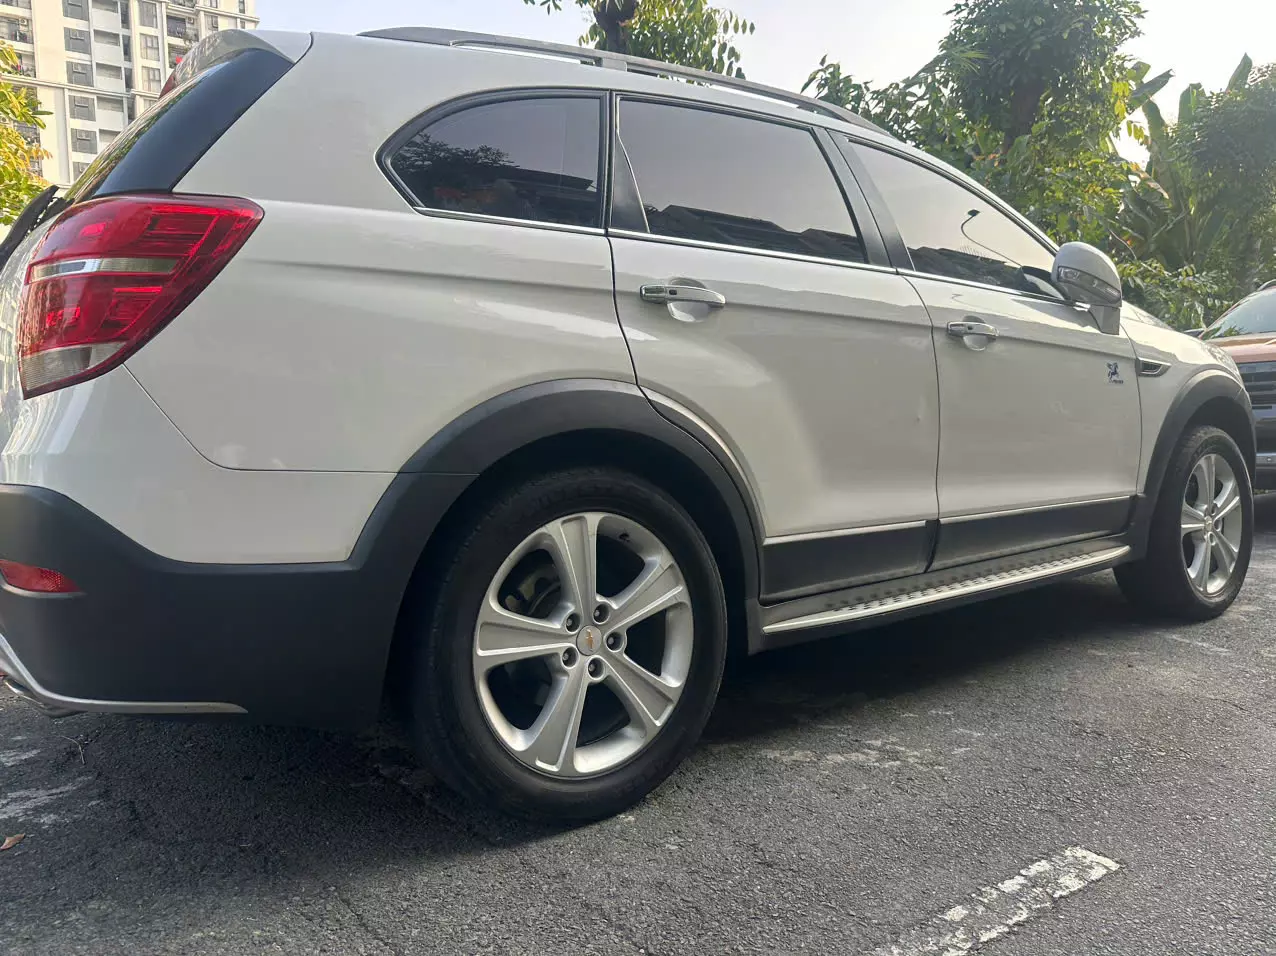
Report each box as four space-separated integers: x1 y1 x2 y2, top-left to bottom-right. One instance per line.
1203 289 1276 339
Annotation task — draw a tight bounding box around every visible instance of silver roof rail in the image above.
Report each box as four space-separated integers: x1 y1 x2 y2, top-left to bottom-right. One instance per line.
358 26 890 137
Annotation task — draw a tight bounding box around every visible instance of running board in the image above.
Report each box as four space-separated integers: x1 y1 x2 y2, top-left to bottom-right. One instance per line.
762 545 1131 636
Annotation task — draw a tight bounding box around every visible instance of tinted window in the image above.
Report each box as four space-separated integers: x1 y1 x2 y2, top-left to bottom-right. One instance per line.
619 101 864 262
852 143 1055 292
389 97 603 229
1203 290 1276 339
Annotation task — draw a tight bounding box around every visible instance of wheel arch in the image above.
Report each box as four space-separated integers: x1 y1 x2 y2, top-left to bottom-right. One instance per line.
1133 370 1255 552
376 379 764 703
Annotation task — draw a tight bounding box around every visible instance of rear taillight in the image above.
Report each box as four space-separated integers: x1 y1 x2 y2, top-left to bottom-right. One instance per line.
18 194 262 398
0 559 79 594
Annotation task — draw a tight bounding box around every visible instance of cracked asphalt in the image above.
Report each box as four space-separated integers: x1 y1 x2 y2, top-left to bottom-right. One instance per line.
2 506 1274 955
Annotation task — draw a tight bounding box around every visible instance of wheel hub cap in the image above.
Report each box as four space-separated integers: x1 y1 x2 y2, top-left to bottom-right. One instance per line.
576 625 603 656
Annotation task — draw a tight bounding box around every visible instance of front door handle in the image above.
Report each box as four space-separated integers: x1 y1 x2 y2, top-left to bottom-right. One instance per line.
947 319 999 351
640 284 727 308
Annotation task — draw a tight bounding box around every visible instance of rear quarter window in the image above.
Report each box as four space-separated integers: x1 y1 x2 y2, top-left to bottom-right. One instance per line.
384 96 604 230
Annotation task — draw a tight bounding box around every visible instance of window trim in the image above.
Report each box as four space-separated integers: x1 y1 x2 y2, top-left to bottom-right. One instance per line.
609 92 885 268
377 87 611 234
838 135 1072 304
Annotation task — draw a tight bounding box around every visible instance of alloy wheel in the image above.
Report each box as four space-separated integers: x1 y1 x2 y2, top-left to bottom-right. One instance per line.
472 512 694 778
1180 452 1244 596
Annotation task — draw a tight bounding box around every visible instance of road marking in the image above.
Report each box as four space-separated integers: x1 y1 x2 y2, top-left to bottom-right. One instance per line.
868 846 1120 956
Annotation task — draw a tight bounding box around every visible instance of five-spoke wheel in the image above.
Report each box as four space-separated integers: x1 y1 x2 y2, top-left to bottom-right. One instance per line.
473 512 694 778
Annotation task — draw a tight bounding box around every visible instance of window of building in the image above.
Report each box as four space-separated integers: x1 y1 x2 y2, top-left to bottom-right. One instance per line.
207 0 218 7
97 62 122 79
121 34 131 58
64 26 90 53
141 32 159 59
850 143 1056 293
141 65 161 92
388 96 603 229
66 61 93 86
205 13 217 30
617 101 865 262
14 53 33 76
73 161 91 178
2 17 31 43
70 94 95 120
72 128 98 153
238 0 245 12
62 0 87 20
91 0 118 12
97 95 124 112
93 29 120 45
138 0 157 27
99 128 116 145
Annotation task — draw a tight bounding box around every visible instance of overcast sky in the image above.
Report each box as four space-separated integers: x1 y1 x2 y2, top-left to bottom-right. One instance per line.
263 0 1276 119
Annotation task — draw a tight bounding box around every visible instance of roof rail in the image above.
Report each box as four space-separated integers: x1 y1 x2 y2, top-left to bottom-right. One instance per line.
358 26 890 137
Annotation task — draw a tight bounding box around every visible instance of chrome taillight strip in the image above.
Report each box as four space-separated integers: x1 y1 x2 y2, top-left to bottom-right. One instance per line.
29 257 180 281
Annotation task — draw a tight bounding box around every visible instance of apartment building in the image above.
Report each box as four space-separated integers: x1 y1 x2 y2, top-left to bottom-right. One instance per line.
1 0 259 188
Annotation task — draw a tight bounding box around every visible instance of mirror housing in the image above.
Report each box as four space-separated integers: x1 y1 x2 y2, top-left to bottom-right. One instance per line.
1052 242 1123 335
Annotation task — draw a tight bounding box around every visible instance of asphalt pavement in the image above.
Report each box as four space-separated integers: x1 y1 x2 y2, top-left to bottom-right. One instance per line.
2 505 1274 956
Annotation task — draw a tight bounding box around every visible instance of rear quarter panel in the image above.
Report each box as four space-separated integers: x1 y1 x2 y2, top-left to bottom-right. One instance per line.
125 202 631 471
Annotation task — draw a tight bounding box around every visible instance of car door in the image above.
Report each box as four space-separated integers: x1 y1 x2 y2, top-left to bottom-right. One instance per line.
845 140 1142 568
607 96 941 601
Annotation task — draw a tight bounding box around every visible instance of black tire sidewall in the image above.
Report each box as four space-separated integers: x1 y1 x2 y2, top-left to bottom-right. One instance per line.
412 468 728 820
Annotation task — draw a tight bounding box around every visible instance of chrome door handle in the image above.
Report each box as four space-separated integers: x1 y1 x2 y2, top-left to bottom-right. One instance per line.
947 319 998 340
947 319 999 351
640 284 727 308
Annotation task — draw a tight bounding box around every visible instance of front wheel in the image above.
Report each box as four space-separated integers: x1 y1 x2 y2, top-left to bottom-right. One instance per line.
1117 426 1253 620
406 467 728 821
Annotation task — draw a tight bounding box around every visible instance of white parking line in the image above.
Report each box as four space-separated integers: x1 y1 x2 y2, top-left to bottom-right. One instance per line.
868 846 1120 956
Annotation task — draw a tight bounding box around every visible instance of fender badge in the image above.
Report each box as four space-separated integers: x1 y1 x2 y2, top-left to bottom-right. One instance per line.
1107 362 1124 385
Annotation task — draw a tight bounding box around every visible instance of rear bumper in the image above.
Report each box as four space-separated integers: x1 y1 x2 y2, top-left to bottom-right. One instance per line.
0 477 470 729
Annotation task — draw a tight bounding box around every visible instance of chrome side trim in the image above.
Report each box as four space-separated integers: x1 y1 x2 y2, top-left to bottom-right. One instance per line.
765 520 929 546
608 228 900 275
0 633 247 717
763 546 1130 635
943 495 1132 524
409 206 607 237
1137 358 1171 377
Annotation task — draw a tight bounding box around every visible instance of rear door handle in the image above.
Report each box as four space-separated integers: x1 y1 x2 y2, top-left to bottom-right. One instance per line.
640 284 727 308
947 319 999 351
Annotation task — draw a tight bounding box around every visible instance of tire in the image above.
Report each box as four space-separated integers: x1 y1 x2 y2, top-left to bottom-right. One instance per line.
405 466 728 822
1116 426 1253 620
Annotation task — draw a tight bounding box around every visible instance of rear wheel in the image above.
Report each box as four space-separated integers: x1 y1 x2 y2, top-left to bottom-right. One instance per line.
1117 426 1253 620
406 467 728 821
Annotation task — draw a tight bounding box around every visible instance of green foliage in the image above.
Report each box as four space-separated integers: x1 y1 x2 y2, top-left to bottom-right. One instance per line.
522 0 754 76
943 0 1146 145
0 41 47 225
1119 259 1228 329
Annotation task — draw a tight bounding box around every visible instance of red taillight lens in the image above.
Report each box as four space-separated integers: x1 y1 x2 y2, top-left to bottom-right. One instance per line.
0 560 80 594
160 66 179 97
18 194 263 398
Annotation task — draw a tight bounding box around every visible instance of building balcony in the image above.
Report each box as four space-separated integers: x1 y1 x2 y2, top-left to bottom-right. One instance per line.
13 63 34 77
0 0 32 11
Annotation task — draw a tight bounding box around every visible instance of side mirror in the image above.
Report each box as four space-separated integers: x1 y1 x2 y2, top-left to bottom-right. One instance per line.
1052 242 1123 335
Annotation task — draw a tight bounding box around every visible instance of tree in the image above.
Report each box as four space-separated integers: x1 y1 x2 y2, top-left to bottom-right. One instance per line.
0 42 47 225
804 2 1165 248
522 0 755 76
942 0 1146 149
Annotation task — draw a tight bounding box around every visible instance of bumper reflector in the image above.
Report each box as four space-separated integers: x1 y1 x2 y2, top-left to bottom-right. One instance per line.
0 560 80 594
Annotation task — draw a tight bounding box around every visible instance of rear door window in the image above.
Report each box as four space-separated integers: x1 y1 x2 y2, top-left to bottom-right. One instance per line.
616 99 865 263
386 96 604 229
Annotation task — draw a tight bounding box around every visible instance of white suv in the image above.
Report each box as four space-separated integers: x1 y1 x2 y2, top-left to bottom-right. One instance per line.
0 28 1255 820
